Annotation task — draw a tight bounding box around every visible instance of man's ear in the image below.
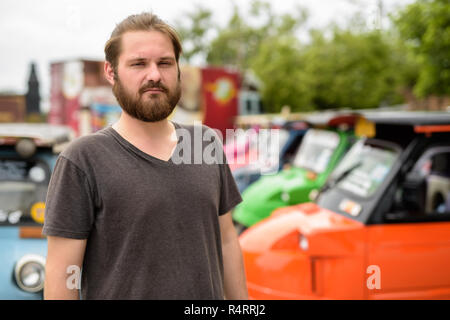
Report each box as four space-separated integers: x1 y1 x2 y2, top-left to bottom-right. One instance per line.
104 61 116 86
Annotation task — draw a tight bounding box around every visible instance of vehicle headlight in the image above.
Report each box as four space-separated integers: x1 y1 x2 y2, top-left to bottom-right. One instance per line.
14 254 46 293
281 191 290 202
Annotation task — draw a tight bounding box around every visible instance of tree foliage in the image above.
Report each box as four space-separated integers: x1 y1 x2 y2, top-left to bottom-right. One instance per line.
393 0 450 97
176 0 448 112
174 4 215 64
206 1 307 72
304 29 409 110
251 35 313 113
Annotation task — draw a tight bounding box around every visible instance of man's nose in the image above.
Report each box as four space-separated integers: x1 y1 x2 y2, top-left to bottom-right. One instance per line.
144 63 162 83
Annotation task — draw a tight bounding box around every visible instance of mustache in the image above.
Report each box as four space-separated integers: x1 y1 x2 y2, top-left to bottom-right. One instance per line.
139 81 168 95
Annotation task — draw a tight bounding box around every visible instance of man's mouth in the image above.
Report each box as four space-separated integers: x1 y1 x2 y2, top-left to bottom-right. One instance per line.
143 85 165 91
140 83 167 95
142 88 164 94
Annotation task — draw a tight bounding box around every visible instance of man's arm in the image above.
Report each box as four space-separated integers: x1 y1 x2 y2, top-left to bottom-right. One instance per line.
219 212 248 300
44 236 87 300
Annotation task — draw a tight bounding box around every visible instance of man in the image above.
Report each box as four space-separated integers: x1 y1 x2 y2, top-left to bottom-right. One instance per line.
43 12 248 300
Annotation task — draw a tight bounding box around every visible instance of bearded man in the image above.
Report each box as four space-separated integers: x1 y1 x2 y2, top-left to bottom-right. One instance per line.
43 12 247 300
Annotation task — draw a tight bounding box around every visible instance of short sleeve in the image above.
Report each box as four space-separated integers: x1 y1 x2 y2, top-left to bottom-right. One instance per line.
217 139 243 216
42 156 96 239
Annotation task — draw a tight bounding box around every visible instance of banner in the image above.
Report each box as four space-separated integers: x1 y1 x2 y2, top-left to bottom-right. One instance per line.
201 68 240 139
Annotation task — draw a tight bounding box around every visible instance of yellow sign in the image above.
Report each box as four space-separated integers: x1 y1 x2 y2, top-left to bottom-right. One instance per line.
31 202 46 224
205 78 237 105
355 117 376 138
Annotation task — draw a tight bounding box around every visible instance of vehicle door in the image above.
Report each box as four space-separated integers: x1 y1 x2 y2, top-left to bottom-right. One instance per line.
366 145 450 299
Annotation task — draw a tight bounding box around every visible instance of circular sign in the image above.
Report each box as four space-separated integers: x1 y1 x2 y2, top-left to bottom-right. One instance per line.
31 202 46 224
214 78 236 104
205 77 237 105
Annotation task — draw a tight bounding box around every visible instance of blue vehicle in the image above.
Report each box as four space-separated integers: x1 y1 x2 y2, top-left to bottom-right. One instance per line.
0 123 72 299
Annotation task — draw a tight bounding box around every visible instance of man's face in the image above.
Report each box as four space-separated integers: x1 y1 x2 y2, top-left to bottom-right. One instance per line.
112 30 181 122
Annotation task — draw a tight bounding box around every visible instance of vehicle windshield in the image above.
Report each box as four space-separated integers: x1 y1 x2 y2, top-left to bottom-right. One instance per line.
333 141 398 198
0 159 49 226
292 129 340 173
256 128 290 172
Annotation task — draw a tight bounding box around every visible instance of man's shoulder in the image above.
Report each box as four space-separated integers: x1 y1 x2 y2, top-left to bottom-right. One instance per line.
60 128 113 162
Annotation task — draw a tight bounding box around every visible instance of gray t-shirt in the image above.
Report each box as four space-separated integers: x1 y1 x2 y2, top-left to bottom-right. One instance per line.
42 122 242 300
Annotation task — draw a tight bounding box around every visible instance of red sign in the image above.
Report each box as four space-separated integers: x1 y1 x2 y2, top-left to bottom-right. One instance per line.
201 68 240 139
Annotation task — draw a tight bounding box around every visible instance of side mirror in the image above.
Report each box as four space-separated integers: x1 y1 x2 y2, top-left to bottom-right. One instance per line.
401 172 426 213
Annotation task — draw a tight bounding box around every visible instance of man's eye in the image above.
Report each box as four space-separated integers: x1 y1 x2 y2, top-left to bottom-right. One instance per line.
131 62 145 66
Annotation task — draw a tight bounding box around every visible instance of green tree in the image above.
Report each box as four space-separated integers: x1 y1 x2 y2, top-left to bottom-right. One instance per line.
175 0 418 113
394 0 450 97
206 0 307 72
174 4 215 64
251 35 314 113
206 5 251 70
301 28 408 110
252 26 411 112
205 0 309 112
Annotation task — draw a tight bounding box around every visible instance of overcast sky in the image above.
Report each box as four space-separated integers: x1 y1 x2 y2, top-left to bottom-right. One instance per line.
0 0 414 111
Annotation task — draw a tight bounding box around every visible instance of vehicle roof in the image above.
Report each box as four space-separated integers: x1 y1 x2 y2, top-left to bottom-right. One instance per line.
304 109 450 126
303 110 359 128
0 123 73 146
359 110 450 126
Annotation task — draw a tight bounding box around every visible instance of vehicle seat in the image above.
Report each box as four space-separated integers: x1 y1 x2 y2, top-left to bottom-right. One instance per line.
430 152 450 178
426 152 450 213
426 175 450 213
446 191 450 212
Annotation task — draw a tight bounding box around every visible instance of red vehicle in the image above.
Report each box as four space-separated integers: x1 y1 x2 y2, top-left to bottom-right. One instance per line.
240 111 450 300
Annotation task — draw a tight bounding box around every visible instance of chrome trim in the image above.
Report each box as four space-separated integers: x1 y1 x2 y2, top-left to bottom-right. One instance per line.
14 254 46 293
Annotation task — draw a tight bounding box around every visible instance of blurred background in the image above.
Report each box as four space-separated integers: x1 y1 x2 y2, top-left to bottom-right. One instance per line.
0 0 449 300
0 0 448 135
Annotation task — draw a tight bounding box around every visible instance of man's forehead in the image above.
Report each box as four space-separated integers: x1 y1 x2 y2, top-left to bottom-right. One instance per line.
126 55 175 61
120 30 175 58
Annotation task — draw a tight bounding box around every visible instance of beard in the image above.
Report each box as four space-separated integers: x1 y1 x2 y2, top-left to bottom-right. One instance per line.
112 76 181 123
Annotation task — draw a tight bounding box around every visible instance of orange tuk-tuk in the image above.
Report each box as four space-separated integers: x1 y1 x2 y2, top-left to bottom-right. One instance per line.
239 111 450 299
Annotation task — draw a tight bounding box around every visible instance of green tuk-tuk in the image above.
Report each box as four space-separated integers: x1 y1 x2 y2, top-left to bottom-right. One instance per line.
232 113 357 231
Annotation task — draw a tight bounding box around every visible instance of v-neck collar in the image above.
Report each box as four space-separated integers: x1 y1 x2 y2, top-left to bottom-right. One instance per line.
105 121 181 166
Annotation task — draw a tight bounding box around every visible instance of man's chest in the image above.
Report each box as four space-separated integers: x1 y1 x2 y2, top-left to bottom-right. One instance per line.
93 157 222 221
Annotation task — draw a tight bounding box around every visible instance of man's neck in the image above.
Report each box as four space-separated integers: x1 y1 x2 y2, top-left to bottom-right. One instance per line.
112 112 176 144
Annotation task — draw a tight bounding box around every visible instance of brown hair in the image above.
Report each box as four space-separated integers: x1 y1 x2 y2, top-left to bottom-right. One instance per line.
104 12 182 76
